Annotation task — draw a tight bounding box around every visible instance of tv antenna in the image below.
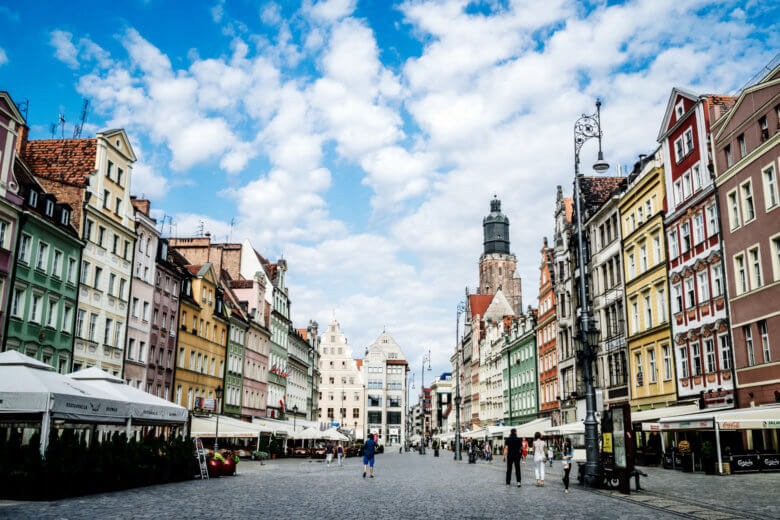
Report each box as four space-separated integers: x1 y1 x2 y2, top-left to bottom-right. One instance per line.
72 99 89 138
18 99 29 122
57 113 66 139
228 217 239 242
196 219 205 237
50 123 57 138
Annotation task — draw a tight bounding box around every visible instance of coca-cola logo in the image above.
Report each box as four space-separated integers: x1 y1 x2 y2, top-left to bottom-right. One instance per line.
737 459 754 467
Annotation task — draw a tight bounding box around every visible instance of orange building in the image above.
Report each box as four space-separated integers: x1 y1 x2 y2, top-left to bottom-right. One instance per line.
536 237 560 424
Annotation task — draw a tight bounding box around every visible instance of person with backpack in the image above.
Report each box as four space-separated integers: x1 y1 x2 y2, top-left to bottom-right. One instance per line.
362 436 377 478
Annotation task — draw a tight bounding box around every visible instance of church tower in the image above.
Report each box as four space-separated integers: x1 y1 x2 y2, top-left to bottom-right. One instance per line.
478 196 522 314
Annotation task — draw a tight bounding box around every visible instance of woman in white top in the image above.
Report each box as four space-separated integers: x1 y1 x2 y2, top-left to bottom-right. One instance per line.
533 432 547 487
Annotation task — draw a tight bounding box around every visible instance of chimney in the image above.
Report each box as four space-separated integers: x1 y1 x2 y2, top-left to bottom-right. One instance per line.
16 124 29 156
130 198 151 216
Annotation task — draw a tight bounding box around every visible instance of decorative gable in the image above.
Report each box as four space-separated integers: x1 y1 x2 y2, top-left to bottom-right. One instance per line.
483 289 514 321
658 87 699 141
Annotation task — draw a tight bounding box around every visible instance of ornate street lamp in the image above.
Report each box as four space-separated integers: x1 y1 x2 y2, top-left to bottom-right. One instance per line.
214 385 223 452
455 301 465 461
292 404 299 432
573 98 609 487
420 348 431 454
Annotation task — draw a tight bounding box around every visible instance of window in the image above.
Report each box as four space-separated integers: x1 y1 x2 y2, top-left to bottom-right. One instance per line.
763 164 779 210
683 127 694 155
66 258 76 283
107 159 114 179
691 342 702 376
675 100 685 119
697 270 709 302
759 115 768 142
704 339 716 373
706 204 718 237
76 309 86 337
759 320 770 363
693 213 704 245
737 134 746 157
45 199 54 217
682 172 691 199
10 287 24 318
657 286 667 323
635 353 643 386
663 345 672 381
0 220 7 250
725 144 733 167
85 219 94 241
88 313 97 341
727 190 741 229
104 318 113 345
720 335 732 370
674 180 683 205
681 222 691 253
62 305 73 333
673 284 682 314
631 300 639 333
93 267 102 289
748 246 762 289
712 263 724 297
108 273 116 296
119 278 126 299
645 198 653 218
123 240 130 260
637 205 644 224
97 226 105 247
117 167 124 185
679 346 689 378
45 298 57 327
692 163 703 192
35 242 48 271
103 190 110 209
628 253 635 279
653 234 662 265
669 230 679 259
640 244 648 272
115 197 122 216
29 293 42 323
648 349 657 383
742 181 756 222
684 277 695 308
744 326 755 366
674 137 684 162
643 293 652 329
734 253 747 295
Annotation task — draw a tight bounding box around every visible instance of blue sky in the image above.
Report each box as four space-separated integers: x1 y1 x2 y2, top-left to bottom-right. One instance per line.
1 0 777 376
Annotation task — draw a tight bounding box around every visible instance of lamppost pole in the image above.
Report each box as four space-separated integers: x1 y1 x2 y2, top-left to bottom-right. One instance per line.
455 301 465 461
420 348 431 454
214 385 223 452
573 98 609 487
293 405 298 432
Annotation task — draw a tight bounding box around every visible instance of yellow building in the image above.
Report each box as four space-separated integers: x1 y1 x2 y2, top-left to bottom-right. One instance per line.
620 150 677 412
172 262 229 411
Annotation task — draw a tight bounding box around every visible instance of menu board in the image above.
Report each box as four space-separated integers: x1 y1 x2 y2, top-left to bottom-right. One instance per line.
613 410 627 468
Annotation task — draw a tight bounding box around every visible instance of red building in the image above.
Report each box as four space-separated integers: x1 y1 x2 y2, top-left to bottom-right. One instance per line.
536 237 560 424
658 88 737 409
711 64 780 416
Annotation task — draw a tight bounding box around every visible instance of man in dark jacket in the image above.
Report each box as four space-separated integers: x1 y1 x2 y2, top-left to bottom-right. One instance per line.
503 429 522 487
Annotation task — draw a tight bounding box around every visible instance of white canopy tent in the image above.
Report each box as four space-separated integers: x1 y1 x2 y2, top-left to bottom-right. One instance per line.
69 367 187 433
0 351 129 455
544 421 585 436
252 417 295 436
291 427 323 440
321 427 349 442
462 428 487 440
488 418 551 439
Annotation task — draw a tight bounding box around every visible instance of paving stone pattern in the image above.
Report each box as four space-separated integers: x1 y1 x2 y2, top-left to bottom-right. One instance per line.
0 452 776 519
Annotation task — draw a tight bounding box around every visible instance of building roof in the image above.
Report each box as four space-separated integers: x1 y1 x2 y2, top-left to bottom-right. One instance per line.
296 328 308 340
21 139 97 187
468 294 493 318
355 359 363 370
705 95 737 113
579 177 624 211
563 198 573 222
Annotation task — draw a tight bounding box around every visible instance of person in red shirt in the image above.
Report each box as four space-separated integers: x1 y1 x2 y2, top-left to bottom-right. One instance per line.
521 438 528 464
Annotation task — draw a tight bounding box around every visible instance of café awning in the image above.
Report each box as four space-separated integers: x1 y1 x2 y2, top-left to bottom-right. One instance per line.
69 367 187 424
462 428 487 440
191 415 272 438
715 405 780 430
633 403 703 431
291 427 323 440
545 421 585 436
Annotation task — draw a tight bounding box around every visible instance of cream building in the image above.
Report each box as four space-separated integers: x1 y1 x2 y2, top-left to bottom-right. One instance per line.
318 319 365 438
364 331 408 446
478 290 515 426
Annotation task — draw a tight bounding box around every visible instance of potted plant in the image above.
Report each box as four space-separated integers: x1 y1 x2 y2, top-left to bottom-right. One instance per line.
221 451 237 476
207 452 224 478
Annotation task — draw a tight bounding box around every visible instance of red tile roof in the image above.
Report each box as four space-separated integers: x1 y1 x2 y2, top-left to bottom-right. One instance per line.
296 328 308 340
386 359 407 365
186 264 203 275
579 177 625 211
21 139 97 187
469 294 493 318
355 359 363 370
229 280 253 289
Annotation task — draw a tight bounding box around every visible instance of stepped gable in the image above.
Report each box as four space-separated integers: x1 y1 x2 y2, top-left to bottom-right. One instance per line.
21 139 97 187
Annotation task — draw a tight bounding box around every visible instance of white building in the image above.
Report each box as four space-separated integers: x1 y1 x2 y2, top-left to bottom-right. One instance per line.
318 319 365 438
478 290 514 426
364 331 408 446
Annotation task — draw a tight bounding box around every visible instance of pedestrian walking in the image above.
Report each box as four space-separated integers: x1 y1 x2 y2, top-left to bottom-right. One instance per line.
362 436 377 478
521 437 528 464
548 445 554 468
533 432 547 487
336 442 344 467
502 428 522 487
561 438 574 494
325 442 333 466
484 443 492 463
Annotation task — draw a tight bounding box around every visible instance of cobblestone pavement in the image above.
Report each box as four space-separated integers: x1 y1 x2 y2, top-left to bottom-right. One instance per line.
1 451 777 520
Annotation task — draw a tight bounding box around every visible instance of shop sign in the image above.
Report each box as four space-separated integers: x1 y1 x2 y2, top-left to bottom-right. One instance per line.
389 428 399 435
602 433 613 453
195 397 216 411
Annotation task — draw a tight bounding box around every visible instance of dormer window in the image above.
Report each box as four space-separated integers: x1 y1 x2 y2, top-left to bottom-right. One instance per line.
675 100 685 119
45 199 54 217
60 208 70 226
28 190 38 207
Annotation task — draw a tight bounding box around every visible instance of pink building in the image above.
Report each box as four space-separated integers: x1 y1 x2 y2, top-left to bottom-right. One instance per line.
230 276 269 418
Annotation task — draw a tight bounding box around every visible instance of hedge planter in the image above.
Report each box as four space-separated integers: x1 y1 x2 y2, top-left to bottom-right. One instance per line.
207 459 223 478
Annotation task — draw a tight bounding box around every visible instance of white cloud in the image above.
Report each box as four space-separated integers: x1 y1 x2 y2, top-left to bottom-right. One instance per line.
0 47 7 66
131 163 169 199
303 0 357 23
50 30 79 68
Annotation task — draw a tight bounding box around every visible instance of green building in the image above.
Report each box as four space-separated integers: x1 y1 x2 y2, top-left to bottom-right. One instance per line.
503 309 538 425
222 282 248 418
4 162 83 373
267 259 290 419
